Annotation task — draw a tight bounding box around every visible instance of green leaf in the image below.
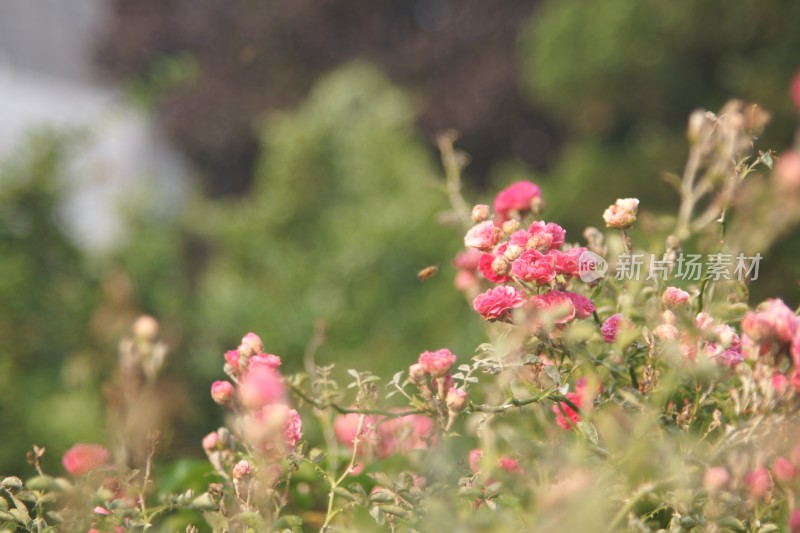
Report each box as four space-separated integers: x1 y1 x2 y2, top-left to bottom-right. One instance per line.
25 476 59 492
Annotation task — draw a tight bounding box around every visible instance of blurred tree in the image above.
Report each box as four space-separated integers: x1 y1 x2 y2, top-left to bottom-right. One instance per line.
0 133 107 474
115 64 485 452
519 0 800 302
95 0 550 196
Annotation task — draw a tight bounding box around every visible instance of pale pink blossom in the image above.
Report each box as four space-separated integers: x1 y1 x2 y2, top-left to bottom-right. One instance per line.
238 367 286 410
661 287 690 309
602 198 639 229
493 180 542 221
464 221 501 251
703 467 730 492
243 404 302 454
773 457 796 482
472 286 526 321
377 414 436 457
418 348 457 377
62 444 110 476
211 380 235 405
202 431 220 452
452 249 482 272
746 467 772 500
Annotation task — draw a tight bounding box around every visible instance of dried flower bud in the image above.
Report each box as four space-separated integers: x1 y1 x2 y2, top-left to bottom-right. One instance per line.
501 219 520 235
132 315 159 342
409 363 427 384
232 460 251 479
239 332 265 357
471 204 491 223
687 110 710 143
445 388 468 414
491 255 511 276
602 198 639 229
211 381 235 405
503 244 524 262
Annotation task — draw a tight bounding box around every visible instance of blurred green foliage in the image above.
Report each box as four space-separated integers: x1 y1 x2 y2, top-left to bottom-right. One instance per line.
0 133 107 474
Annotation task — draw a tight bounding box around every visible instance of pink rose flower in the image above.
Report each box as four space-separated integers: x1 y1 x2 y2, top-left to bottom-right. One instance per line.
511 249 556 285
661 287 690 309
552 247 585 278
243 404 303 453
224 350 241 372
238 366 286 410
464 221 501 251
742 298 798 345
746 467 772 500
468 448 483 474
790 509 800 533
528 221 566 250
493 180 542 221
377 414 436 457
497 456 523 474
418 348 457 377
239 332 265 357
472 286 526 321
566 292 595 319
775 151 800 192
773 456 797 482
529 290 576 325
553 391 582 430
62 444 111 476
600 314 624 343
452 249 482 272
792 70 800 112
247 353 282 370
202 431 220 452
211 380 235 405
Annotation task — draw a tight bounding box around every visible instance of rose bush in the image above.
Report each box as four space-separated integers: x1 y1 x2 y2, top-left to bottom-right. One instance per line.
3 95 800 532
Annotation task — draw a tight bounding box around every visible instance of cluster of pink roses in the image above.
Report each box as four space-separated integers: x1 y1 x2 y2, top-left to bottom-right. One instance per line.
333 412 435 473
458 180 596 328
208 332 302 459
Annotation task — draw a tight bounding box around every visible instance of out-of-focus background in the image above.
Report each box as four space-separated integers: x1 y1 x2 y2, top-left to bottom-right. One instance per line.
1 0 799 474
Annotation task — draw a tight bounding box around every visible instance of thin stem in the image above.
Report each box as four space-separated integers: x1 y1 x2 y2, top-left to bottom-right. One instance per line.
289 383 425 418
436 131 471 226
321 414 366 532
